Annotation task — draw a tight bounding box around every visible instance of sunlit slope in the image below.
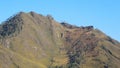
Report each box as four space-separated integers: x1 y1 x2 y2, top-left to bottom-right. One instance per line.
0 12 120 68
0 12 68 68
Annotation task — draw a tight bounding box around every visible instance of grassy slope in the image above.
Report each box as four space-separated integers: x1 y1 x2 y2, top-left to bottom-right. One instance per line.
0 12 120 68
80 29 120 68
63 27 120 68
0 12 68 68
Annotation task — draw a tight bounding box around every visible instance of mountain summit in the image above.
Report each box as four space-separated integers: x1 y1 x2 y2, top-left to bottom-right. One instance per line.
0 11 120 68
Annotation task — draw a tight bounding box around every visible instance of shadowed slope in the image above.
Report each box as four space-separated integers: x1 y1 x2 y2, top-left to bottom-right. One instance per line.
62 24 120 68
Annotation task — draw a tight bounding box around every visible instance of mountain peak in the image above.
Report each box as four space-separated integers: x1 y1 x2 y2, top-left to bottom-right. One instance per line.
0 11 120 68
29 11 39 17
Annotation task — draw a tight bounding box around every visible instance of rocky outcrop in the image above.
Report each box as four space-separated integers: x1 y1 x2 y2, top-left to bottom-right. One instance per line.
61 22 79 29
0 13 23 38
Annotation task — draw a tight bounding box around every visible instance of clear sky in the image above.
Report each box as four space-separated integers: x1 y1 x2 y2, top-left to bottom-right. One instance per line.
0 0 120 41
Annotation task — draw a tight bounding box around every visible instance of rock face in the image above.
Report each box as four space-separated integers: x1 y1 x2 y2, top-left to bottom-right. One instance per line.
0 11 120 68
0 13 23 38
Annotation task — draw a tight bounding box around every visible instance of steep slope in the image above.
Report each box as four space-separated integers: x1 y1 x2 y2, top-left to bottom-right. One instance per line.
0 12 120 68
0 12 68 68
62 24 120 68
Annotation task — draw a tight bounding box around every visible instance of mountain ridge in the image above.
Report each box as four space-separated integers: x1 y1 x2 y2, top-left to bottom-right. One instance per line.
0 11 120 68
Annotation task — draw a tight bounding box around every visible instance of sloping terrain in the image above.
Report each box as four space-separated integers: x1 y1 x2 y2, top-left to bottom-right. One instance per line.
62 24 120 68
0 11 120 68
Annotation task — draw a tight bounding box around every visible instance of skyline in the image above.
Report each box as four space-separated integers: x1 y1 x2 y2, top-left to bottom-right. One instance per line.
0 0 120 41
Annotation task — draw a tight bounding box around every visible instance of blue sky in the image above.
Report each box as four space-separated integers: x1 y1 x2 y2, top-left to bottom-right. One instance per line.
0 0 120 41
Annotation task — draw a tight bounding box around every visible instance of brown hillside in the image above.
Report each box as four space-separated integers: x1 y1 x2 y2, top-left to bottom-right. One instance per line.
0 11 120 68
